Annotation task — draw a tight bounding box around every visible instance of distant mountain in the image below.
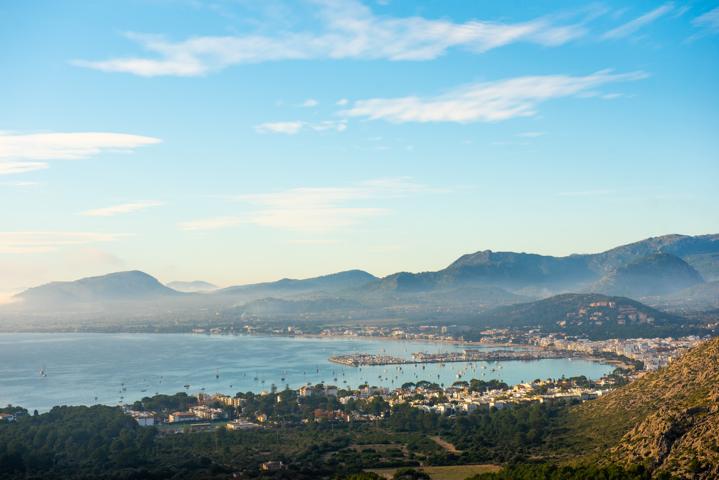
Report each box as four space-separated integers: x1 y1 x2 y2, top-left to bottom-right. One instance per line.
15 271 180 307
238 297 364 317
591 253 704 298
218 270 378 298
588 233 719 283
372 252 595 294
370 234 719 298
468 293 687 338
167 280 218 293
4 233 718 331
566 337 719 479
648 281 719 311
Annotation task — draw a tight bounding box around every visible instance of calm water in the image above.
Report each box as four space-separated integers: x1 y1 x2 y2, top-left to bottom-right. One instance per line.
0 333 613 412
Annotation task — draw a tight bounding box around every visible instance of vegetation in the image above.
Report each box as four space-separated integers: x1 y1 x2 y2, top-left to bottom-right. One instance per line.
466 463 666 480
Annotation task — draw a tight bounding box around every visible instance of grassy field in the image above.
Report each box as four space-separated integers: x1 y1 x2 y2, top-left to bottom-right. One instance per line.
367 464 501 480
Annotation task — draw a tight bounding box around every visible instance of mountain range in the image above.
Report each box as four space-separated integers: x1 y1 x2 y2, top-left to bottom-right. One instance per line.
3 233 718 331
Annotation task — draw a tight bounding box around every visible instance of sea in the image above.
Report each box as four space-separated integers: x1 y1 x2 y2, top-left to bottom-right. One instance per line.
0 333 614 412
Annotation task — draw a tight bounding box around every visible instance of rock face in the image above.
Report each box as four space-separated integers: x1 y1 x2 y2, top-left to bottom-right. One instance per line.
568 337 719 479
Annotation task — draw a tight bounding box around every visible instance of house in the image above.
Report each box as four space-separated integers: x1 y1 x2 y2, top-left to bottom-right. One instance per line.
129 411 156 426
260 461 286 471
0 413 15 423
226 419 261 431
298 385 315 397
168 412 200 423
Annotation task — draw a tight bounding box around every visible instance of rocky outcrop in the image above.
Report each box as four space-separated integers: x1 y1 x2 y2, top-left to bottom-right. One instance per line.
566 337 719 479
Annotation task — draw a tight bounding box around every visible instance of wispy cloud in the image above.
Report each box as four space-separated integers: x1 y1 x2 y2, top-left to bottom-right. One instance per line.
80 201 164 217
301 98 319 107
255 120 347 134
602 3 673 39
254 121 305 135
342 70 647 123
180 177 439 232
0 162 49 175
0 180 41 188
691 7 719 36
0 232 126 254
0 132 160 175
73 0 587 77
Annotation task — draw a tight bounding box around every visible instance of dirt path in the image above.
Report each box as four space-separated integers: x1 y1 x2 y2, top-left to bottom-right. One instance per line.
430 436 461 454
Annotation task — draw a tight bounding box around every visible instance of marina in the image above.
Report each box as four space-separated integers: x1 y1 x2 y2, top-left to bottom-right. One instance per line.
329 348 575 366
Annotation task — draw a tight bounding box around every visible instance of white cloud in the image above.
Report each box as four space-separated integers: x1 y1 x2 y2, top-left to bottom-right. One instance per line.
0 180 41 187
180 177 438 232
301 98 319 107
80 201 164 217
692 7 719 34
74 1 587 77
517 131 545 138
342 70 647 123
0 232 125 254
336 98 349 106
0 162 48 175
255 121 305 135
255 120 347 134
602 4 673 39
0 132 160 175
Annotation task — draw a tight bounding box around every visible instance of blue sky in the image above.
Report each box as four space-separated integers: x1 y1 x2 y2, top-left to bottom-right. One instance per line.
1 0 718 295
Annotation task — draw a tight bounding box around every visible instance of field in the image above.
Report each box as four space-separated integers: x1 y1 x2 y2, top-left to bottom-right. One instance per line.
367 464 501 480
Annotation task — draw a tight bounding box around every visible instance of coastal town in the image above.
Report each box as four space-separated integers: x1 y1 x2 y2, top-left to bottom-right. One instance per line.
121 362 630 435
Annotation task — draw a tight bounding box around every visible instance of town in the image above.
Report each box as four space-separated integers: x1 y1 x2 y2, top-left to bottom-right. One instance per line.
121 366 630 435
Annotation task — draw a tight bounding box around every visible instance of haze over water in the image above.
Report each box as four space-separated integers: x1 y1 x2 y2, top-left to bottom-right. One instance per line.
0 333 613 412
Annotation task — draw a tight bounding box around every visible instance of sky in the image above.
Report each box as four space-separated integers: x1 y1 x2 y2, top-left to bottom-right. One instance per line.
1 0 718 296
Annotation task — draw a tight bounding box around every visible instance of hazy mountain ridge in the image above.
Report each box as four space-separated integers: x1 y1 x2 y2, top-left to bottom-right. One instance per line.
4 234 718 330
566 336 719 479
166 280 218 293
15 271 181 307
217 269 378 298
370 234 719 299
591 253 704 298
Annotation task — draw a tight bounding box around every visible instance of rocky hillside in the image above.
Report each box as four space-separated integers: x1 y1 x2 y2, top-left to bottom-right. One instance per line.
566 336 719 479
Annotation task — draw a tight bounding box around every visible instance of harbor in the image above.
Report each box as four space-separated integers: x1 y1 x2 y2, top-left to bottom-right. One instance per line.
329 348 575 367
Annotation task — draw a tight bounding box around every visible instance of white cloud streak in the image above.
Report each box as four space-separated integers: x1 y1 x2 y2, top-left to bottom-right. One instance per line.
692 7 719 33
80 201 165 217
0 132 161 175
342 70 647 123
0 232 126 254
180 177 437 232
602 4 673 39
74 0 587 77
255 120 347 134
